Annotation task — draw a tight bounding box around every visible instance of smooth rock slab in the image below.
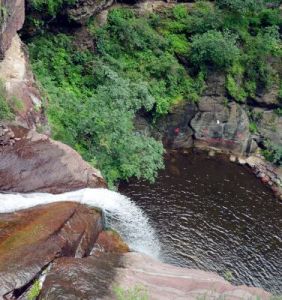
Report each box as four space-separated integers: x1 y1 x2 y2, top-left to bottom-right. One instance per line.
0 202 103 298
113 253 271 300
0 126 106 193
40 252 271 300
39 254 123 300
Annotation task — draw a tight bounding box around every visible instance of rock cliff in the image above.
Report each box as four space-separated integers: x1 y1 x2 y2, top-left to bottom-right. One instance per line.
0 0 24 59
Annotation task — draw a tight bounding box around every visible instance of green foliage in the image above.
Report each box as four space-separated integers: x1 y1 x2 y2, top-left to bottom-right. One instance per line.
190 30 240 70
274 108 282 116
29 34 164 187
10 96 25 113
30 0 76 16
27 280 41 300
262 141 282 165
94 8 202 116
0 4 8 23
0 81 13 121
113 284 149 300
28 3 282 184
215 0 265 14
249 122 258 133
223 270 234 282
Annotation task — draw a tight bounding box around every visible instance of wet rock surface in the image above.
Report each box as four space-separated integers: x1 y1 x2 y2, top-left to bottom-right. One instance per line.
245 155 282 198
0 202 103 298
92 229 130 255
0 126 106 193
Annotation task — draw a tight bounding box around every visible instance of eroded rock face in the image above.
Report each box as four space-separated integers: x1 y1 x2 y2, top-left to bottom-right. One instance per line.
66 0 114 24
256 109 282 145
191 98 250 155
0 34 46 129
0 126 106 193
0 0 24 59
0 202 103 298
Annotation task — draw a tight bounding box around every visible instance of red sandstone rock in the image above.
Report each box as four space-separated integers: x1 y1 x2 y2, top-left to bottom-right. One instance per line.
40 252 271 300
113 253 271 300
92 229 130 256
0 126 106 193
0 202 103 298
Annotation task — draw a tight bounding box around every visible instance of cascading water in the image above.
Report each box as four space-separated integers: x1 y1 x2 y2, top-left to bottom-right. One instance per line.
0 188 160 258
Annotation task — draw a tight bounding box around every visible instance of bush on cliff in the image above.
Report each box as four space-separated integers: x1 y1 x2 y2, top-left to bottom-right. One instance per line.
263 141 282 166
94 8 203 115
215 0 265 14
29 0 76 16
0 81 13 121
190 30 240 70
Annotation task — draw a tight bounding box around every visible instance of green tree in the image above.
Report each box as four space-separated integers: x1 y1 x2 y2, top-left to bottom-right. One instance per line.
190 30 240 70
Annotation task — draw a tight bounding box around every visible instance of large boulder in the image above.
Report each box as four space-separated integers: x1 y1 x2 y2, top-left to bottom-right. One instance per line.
255 109 282 145
191 97 251 155
154 102 197 149
0 126 106 193
0 202 103 298
40 252 271 300
0 0 24 59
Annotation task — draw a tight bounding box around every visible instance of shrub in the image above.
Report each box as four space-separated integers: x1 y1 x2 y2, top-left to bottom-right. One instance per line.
0 81 13 120
190 30 240 70
27 280 41 300
29 0 76 16
262 141 282 165
215 0 265 14
113 284 149 300
95 8 202 116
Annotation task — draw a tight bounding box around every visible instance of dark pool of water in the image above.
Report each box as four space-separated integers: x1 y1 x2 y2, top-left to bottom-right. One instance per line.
119 151 282 293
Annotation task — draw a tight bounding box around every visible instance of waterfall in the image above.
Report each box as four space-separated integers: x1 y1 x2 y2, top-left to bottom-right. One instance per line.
0 188 160 258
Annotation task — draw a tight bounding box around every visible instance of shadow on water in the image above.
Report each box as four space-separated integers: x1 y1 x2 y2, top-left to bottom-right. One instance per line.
119 151 282 294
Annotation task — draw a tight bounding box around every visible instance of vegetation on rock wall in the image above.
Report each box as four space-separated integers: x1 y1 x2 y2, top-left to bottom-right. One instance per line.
0 81 13 121
28 0 282 184
29 0 76 16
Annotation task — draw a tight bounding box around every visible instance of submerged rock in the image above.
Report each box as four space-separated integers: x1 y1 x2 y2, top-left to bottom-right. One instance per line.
0 202 103 298
0 126 106 193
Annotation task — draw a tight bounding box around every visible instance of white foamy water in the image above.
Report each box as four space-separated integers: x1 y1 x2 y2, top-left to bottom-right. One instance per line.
0 188 160 258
